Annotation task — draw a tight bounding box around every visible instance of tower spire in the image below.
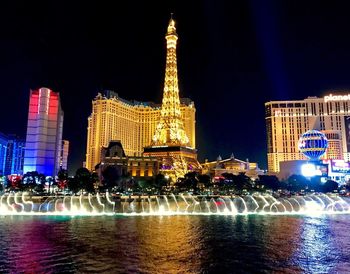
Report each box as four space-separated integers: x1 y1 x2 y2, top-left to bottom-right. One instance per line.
144 17 200 180
152 16 189 146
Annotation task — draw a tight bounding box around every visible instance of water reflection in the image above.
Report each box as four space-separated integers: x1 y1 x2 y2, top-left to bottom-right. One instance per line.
0 216 76 272
196 215 303 273
295 216 350 273
65 215 204 273
0 215 349 273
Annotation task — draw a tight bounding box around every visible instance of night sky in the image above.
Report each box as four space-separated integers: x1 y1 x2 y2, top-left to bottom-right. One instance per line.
1 1 350 173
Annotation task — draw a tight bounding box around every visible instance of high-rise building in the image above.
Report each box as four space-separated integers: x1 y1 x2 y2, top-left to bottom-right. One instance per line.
143 17 200 180
59 140 69 170
23 87 64 176
0 133 8 175
265 93 350 172
85 91 195 171
5 134 25 175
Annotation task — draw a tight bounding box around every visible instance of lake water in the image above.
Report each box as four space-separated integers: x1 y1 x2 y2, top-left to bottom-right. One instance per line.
0 214 349 273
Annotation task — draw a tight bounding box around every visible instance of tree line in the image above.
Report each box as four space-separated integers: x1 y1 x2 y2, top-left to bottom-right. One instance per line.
0 165 348 195
0 166 169 195
173 172 345 195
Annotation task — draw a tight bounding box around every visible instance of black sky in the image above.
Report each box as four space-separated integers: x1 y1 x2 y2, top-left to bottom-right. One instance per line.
1 1 350 173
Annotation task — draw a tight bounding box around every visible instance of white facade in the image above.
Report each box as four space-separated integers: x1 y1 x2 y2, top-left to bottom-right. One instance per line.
265 93 350 172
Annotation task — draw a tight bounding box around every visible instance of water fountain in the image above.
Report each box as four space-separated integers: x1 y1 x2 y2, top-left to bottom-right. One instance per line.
0 192 349 216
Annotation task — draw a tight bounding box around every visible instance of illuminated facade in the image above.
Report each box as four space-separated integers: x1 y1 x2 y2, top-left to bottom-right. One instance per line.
86 92 195 171
266 93 350 172
0 133 7 175
323 131 343 160
99 141 159 179
23 88 64 176
151 19 189 147
86 18 198 176
4 134 25 175
60 140 69 170
143 17 200 180
201 155 263 181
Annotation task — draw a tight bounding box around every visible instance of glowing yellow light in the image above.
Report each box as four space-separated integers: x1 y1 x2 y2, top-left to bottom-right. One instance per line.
152 18 190 147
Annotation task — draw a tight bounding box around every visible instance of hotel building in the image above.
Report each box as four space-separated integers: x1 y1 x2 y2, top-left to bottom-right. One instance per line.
86 17 198 178
23 87 64 176
0 133 8 175
59 140 69 170
5 134 25 175
0 133 25 175
265 93 350 172
85 91 195 171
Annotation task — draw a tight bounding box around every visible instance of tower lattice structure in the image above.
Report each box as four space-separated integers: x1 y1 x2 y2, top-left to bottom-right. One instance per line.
152 18 189 146
144 17 200 180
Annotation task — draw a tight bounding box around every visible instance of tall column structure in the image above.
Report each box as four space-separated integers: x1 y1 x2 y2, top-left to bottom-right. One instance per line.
23 87 64 176
151 18 189 146
144 17 200 180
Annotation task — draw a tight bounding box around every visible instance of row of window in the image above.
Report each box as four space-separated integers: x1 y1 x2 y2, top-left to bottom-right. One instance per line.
270 103 305 108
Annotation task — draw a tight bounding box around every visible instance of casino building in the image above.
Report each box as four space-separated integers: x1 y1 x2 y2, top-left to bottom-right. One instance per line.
85 17 198 179
85 91 195 171
265 93 350 172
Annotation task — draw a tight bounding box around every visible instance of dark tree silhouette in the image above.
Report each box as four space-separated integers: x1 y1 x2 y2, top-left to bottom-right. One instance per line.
287 175 309 192
198 174 211 191
322 180 338 193
67 177 80 194
102 165 120 191
72 167 97 194
154 174 168 194
22 171 46 193
57 169 68 190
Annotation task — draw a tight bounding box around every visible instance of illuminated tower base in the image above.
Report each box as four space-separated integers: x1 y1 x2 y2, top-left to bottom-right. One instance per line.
143 145 200 181
144 16 201 181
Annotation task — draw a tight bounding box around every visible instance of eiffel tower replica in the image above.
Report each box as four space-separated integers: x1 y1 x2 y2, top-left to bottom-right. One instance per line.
143 16 200 181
